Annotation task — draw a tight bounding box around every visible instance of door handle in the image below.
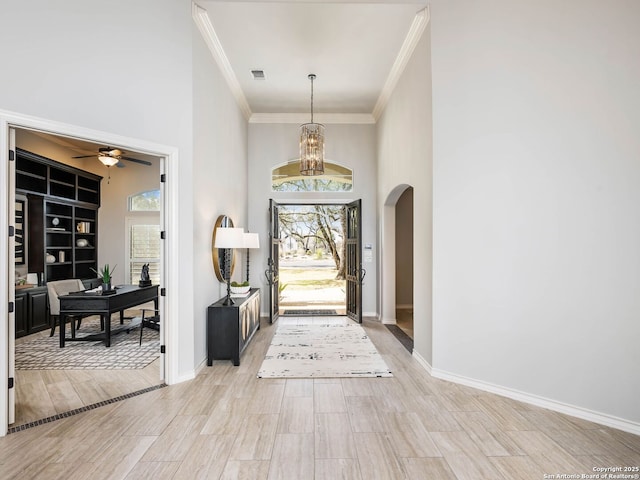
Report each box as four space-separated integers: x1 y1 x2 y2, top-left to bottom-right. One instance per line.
265 266 273 284
360 268 366 282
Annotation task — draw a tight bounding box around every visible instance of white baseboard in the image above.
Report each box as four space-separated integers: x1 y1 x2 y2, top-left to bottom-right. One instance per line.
429 367 640 436
363 311 379 319
195 356 208 376
381 317 397 324
412 350 432 375
173 369 196 384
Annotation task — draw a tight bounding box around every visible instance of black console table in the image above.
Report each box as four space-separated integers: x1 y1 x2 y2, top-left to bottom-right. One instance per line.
207 288 260 366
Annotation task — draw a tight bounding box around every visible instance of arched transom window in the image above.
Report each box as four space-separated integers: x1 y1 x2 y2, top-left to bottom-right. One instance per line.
272 160 353 192
128 189 160 211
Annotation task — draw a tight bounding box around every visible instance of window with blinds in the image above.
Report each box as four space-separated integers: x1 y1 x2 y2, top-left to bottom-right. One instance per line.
128 222 160 284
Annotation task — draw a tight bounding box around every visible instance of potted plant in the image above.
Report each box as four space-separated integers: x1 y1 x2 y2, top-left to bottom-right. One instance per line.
92 264 116 292
230 280 250 295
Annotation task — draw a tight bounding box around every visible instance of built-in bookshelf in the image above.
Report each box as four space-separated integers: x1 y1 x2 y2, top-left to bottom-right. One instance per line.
16 148 102 282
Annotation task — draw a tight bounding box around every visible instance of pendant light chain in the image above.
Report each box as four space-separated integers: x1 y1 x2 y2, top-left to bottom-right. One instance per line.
299 73 325 176
310 74 314 124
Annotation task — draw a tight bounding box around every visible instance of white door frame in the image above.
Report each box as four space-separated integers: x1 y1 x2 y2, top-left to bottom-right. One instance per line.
0 109 181 436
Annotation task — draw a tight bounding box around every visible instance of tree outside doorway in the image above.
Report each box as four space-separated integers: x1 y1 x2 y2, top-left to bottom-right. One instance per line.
278 204 346 314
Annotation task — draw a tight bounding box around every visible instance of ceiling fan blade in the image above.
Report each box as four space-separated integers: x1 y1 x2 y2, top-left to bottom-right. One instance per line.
72 155 96 159
120 156 152 166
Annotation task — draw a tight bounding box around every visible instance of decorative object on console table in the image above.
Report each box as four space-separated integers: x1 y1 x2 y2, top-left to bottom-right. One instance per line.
207 289 260 366
139 263 152 287
214 227 245 306
230 281 250 296
211 215 236 283
92 263 117 294
243 232 260 284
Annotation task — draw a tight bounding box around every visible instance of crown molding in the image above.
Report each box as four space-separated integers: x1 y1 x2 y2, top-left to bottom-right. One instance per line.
192 3 252 120
372 6 430 120
193 2 429 123
249 113 376 124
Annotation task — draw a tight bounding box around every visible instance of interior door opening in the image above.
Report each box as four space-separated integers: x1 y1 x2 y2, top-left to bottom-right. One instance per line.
7 126 166 429
395 187 414 339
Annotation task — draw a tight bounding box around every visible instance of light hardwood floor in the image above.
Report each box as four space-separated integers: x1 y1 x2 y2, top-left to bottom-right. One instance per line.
13 312 161 426
2 316 639 480
396 308 414 339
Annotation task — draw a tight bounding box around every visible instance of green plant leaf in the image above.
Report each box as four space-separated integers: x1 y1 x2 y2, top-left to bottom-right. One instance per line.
91 264 117 282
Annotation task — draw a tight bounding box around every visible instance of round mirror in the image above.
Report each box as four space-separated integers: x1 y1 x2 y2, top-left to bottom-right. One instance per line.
212 215 236 282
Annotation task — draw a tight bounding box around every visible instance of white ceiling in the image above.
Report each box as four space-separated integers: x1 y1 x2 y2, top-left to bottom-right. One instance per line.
21 1 428 156
198 1 428 116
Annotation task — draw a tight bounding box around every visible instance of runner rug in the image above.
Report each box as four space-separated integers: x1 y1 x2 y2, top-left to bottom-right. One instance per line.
15 316 159 370
258 323 393 378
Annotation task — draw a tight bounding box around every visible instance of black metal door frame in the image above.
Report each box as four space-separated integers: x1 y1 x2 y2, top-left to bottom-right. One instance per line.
345 199 363 323
266 199 280 323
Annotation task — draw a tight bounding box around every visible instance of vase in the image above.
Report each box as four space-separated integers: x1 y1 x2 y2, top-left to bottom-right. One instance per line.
102 281 112 292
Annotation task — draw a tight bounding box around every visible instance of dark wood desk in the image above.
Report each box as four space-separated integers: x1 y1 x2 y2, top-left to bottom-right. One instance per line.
59 284 159 347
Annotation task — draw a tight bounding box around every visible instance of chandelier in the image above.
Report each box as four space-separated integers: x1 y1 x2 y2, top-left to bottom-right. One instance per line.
299 74 325 176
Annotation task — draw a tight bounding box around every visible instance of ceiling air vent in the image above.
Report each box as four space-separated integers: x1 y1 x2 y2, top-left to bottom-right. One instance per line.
251 70 265 80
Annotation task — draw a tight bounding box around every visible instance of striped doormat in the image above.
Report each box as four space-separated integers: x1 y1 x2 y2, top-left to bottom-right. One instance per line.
283 309 337 316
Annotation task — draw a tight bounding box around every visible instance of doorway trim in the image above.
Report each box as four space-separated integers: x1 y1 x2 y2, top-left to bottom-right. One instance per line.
0 109 180 436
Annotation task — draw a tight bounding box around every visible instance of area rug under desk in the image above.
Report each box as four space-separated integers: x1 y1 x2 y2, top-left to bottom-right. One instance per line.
258 323 393 378
15 317 159 370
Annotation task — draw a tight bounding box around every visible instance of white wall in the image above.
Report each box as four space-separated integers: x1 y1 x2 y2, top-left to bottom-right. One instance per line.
377 25 433 360
192 26 248 367
247 123 378 316
431 0 640 425
0 0 196 381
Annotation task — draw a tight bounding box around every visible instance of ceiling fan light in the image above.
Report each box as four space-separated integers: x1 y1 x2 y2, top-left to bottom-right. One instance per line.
98 155 119 167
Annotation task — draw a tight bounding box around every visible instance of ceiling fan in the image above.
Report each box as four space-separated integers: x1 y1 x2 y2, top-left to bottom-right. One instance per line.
73 147 152 168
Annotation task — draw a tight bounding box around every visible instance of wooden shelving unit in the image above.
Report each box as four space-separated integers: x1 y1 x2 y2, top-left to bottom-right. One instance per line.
16 148 102 283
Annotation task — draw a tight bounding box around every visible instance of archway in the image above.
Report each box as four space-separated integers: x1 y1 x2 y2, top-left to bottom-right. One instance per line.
395 187 414 338
381 184 414 349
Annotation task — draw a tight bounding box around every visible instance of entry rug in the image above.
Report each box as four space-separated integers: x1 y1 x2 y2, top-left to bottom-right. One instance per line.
15 317 159 370
258 323 393 378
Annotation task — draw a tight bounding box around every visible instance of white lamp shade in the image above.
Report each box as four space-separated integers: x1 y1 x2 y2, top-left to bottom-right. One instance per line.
98 155 119 167
244 232 260 249
214 227 245 248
